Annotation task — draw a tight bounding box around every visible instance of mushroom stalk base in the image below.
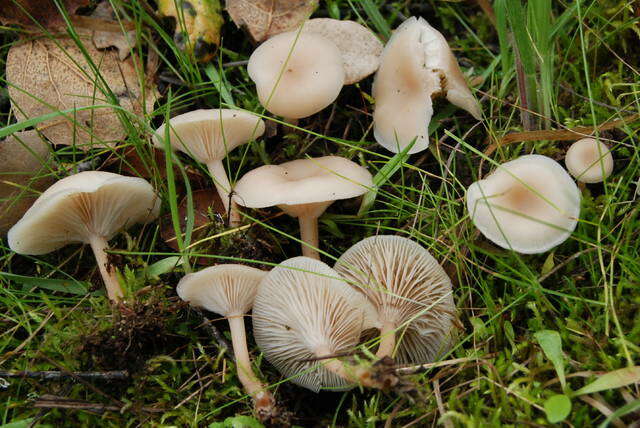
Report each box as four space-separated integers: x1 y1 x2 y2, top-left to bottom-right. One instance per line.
228 315 276 419
298 215 320 259
316 346 394 390
207 161 241 227
89 235 123 302
376 322 397 359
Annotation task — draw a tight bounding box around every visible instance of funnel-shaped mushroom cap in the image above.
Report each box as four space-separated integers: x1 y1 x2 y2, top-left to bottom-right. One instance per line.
247 31 345 118
335 235 455 364
466 155 580 254
8 171 160 255
233 156 372 214
565 138 613 183
372 17 480 154
177 265 267 317
253 257 376 392
153 109 265 164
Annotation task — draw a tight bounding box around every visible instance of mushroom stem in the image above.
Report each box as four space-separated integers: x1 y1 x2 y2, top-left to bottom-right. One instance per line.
207 160 241 227
316 345 389 389
88 235 123 302
228 315 276 418
298 215 320 259
375 322 397 358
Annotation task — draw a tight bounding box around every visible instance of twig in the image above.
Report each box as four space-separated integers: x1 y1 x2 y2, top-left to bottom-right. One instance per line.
0 370 129 382
396 354 498 376
194 309 234 362
33 394 164 414
222 60 249 68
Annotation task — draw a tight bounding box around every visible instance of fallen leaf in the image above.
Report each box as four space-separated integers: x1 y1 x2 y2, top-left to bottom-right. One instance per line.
226 0 318 42
158 0 223 63
7 35 157 150
0 0 89 31
0 131 54 234
90 1 136 61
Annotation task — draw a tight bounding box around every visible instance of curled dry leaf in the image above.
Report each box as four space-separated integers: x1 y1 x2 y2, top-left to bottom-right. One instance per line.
0 131 54 235
7 36 157 150
0 0 89 31
90 1 136 61
226 0 318 42
158 0 223 63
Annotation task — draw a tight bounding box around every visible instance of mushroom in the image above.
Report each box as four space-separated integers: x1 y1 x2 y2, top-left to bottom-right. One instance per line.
466 154 581 254
177 264 276 420
565 138 614 183
153 109 265 225
252 256 382 392
335 235 456 364
233 156 373 259
247 31 345 120
372 17 481 154
8 171 160 302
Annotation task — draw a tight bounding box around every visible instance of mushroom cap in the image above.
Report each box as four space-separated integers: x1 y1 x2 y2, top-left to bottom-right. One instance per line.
335 235 456 364
153 109 265 164
372 17 480 154
466 155 581 254
565 138 613 183
247 31 345 118
8 171 160 255
233 156 372 211
252 256 376 392
301 18 383 85
177 264 266 317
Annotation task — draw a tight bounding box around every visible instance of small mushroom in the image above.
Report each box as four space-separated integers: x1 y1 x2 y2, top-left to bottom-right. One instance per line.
8 171 160 302
247 31 345 120
177 265 277 420
153 109 265 225
372 17 481 154
252 256 379 392
565 138 614 183
335 235 456 364
233 156 372 259
466 155 581 254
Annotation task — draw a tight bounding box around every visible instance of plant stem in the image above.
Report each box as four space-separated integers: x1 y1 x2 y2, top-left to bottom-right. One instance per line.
298 215 320 259
207 160 241 226
375 322 397 358
88 235 123 302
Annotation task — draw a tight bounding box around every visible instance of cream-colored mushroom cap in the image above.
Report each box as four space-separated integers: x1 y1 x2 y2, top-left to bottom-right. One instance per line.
253 256 376 392
177 264 267 317
301 18 383 85
233 156 372 211
8 171 160 255
565 138 613 183
247 31 345 119
466 155 580 254
335 235 456 364
372 17 480 154
152 109 265 164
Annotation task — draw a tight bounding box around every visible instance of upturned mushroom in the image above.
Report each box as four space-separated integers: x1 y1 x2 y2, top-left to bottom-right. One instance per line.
247 31 345 120
233 156 373 259
466 155 581 254
335 235 456 364
8 171 160 302
253 256 387 392
372 17 481 154
565 138 614 183
153 109 265 225
177 265 276 420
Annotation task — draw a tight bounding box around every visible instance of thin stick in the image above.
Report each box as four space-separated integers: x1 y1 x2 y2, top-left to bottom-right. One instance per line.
88 235 122 302
0 370 129 381
33 394 163 414
298 215 320 259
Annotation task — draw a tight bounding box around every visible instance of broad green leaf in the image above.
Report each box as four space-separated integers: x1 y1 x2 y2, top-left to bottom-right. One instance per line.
0 418 36 428
205 64 236 108
0 271 89 295
544 394 571 423
209 415 264 428
535 330 566 388
541 252 555 276
143 256 183 278
575 367 640 396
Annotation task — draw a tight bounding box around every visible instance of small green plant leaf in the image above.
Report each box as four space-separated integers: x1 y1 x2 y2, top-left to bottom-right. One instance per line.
575 367 640 396
0 272 89 295
541 252 555 275
544 394 571 423
597 398 640 428
534 329 566 388
209 415 264 428
142 256 183 278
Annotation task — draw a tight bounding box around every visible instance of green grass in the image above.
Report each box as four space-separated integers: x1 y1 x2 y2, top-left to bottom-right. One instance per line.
1 0 639 426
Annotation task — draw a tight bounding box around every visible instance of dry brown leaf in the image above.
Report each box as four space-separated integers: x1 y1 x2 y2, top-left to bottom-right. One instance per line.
226 0 318 42
0 131 54 234
90 1 136 61
0 0 89 30
7 36 157 150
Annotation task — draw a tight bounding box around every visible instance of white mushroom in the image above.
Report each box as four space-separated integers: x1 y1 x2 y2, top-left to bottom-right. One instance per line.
233 156 372 259
335 235 456 364
565 138 614 183
177 265 276 420
372 17 481 154
8 171 160 302
153 109 265 225
247 31 345 120
466 155 581 254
